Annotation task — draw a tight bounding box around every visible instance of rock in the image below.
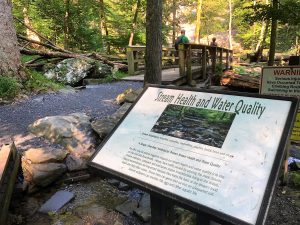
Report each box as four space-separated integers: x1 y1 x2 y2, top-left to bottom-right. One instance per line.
289 171 300 187
116 88 143 104
83 78 106 85
44 58 94 86
109 103 132 121
39 191 74 213
118 182 130 191
22 160 67 192
175 207 196 225
76 204 107 222
91 118 116 139
90 61 112 78
65 154 87 171
91 103 132 138
107 178 120 187
24 147 68 164
115 199 138 216
133 193 151 222
29 113 97 160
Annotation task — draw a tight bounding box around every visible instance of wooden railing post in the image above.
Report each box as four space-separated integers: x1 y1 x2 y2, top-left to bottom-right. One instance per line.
226 50 229 69
229 50 233 69
178 44 186 76
186 45 193 86
127 47 135 75
219 48 223 67
211 47 217 74
202 46 207 79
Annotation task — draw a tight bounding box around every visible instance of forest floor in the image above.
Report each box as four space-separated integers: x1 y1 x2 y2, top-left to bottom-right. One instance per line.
0 81 299 225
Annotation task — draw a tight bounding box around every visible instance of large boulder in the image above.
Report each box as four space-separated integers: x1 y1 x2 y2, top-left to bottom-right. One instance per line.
44 58 93 86
24 147 68 164
29 113 98 170
89 61 112 78
115 88 143 104
91 103 132 138
22 146 68 193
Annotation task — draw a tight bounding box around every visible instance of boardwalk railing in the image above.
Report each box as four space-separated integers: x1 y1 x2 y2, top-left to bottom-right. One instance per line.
126 44 233 83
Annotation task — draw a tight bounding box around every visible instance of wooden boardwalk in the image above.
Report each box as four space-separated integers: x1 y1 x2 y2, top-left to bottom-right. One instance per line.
122 66 201 84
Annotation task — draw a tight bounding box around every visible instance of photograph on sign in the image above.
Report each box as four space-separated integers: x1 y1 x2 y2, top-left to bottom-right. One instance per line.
90 86 296 225
151 104 236 148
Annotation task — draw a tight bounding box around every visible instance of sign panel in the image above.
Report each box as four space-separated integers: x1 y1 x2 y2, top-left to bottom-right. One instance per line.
89 86 297 225
260 66 300 142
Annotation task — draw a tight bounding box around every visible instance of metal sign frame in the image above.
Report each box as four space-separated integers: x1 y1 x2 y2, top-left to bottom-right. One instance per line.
88 85 298 225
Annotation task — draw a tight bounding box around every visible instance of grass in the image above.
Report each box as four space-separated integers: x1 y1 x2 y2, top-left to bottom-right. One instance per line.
21 55 39 63
0 76 20 99
24 69 64 93
104 71 128 82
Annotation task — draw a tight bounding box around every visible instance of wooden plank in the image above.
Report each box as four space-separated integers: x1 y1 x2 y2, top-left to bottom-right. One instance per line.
0 145 12 186
226 50 229 69
0 142 21 225
127 47 136 75
202 47 207 79
186 45 192 85
178 44 186 76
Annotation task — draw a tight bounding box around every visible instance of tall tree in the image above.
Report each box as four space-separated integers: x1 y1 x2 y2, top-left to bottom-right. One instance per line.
129 0 141 46
194 0 203 44
268 0 278 66
228 0 232 49
63 0 71 49
172 0 176 44
0 0 23 78
22 1 40 44
145 0 162 85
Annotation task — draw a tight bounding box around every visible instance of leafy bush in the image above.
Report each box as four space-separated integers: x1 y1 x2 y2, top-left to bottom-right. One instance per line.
24 70 64 93
0 76 20 99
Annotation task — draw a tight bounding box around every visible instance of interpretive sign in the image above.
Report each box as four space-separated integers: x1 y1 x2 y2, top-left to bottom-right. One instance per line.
260 66 300 142
89 86 297 225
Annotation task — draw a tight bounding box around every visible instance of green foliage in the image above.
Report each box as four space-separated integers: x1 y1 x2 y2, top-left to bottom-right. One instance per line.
104 71 128 82
233 66 261 77
0 76 20 99
24 70 63 93
21 55 38 63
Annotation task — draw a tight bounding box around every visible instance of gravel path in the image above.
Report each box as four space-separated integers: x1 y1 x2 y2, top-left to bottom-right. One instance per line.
0 81 143 148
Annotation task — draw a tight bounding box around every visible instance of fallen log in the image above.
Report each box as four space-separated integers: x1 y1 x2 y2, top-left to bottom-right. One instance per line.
20 48 86 59
220 70 260 90
21 48 128 71
18 34 72 54
86 53 128 71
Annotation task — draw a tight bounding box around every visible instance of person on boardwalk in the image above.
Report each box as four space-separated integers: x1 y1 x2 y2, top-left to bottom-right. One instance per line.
175 29 189 50
210 37 218 47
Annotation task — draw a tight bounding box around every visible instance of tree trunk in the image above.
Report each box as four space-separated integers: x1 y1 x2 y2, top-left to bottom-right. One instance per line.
254 0 269 61
228 0 232 49
129 0 141 46
64 0 71 50
145 0 162 85
22 3 41 46
254 20 269 62
172 0 176 45
99 0 110 54
98 0 104 51
268 0 278 66
194 0 203 44
0 0 23 78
